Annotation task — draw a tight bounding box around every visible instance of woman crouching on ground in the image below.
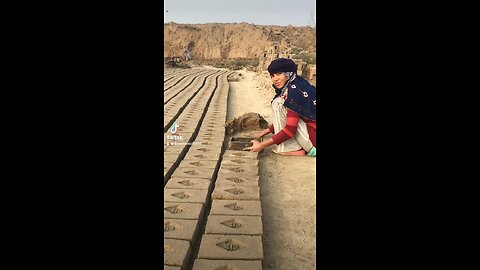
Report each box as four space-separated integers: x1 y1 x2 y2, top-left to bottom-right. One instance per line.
245 58 317 157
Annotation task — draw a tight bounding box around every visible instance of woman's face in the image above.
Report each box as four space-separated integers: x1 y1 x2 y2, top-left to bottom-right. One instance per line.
271 72 288 89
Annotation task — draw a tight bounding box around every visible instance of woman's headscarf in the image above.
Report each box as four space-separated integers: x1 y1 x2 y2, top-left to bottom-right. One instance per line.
269 59 316 121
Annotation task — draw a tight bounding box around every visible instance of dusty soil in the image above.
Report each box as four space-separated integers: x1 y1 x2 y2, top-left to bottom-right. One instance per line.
227 69 317 269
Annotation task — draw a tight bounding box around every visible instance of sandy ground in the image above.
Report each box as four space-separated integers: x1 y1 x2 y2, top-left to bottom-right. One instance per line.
227 70 317 270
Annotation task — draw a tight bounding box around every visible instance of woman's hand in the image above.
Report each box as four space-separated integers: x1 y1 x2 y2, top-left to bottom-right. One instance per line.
244 140 264 152
255 128 271 139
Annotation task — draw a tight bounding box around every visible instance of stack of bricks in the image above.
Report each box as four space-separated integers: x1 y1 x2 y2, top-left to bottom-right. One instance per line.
164 71 233 269
192 149 264 270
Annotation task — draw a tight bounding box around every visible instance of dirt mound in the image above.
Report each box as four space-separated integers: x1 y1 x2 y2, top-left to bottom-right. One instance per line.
225 112 269 135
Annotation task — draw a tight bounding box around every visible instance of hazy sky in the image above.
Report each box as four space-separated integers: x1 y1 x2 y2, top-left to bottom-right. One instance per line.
164 0 316 26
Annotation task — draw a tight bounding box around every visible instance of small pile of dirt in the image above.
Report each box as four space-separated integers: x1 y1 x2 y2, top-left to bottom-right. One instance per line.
225 112 269 135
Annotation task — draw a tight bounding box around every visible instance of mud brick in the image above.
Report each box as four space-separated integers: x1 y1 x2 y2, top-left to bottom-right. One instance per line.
197 234 263 260
200 122 220 129
175 126 197 133
179 115 201 121
199 126 225 134
184 150 221 161
164 188 209 204
189 145 223 155
163 202 204 220
177 160 219 169
205 215 263 235
210 200 262 216
211 185 260 201
163 266 181 270
223 150 259 159
195 141 224 148
194 135 216 142
219 165 259 176
164 146 186 155
164 218 201 243
164 154 179 163
193 259 262 270
164 161 174 171
165 177 213 190
215 174 259 187
196 131 225 138
189 142 223 150
171 167 217 180
221 158 259 167
164 239 192 269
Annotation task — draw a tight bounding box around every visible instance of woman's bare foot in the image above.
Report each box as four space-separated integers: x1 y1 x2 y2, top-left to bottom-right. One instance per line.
272 149 307 156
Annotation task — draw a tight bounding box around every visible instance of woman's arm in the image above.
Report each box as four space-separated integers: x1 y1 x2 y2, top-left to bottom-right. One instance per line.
245 109 301 152
270 109 300 145
255 128 272 139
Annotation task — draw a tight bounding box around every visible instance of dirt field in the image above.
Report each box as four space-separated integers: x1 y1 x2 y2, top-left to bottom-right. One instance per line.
227 70 317 270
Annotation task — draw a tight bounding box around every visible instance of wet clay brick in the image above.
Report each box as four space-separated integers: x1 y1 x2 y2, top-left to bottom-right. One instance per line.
164 161 174 172
195 141 224 148
165 177 213 190
196 131 225 138
210 200 262 216
164 146 186 155
194 136 216 143
219 165 259 176
221 158 259 167
163 265 181 270
205 215 263 235
197 234 263 260
192 259 262 270
164 155 178 164
171 167 216 180
164 188 208 204
215 174 259 187
164 202 204 220
177 160 219 169
164 239 192 269
211 185 260 200
164 218 200 243
223 150 259 160
189 146 223 155
183 151 221 161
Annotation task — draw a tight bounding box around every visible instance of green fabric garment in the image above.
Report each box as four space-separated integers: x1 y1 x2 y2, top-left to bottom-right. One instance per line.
307 147 316 157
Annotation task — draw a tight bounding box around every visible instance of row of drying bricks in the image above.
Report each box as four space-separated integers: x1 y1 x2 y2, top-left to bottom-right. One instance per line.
164 76 264 270
164 70 230 177
164 70 225 130
164 149 263 270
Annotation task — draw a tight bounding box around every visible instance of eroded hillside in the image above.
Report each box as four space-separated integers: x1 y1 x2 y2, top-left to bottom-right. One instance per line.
164 22 316 59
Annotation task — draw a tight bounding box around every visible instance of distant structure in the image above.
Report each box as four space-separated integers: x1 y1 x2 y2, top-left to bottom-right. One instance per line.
183 48 192 61
258 41 316 87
